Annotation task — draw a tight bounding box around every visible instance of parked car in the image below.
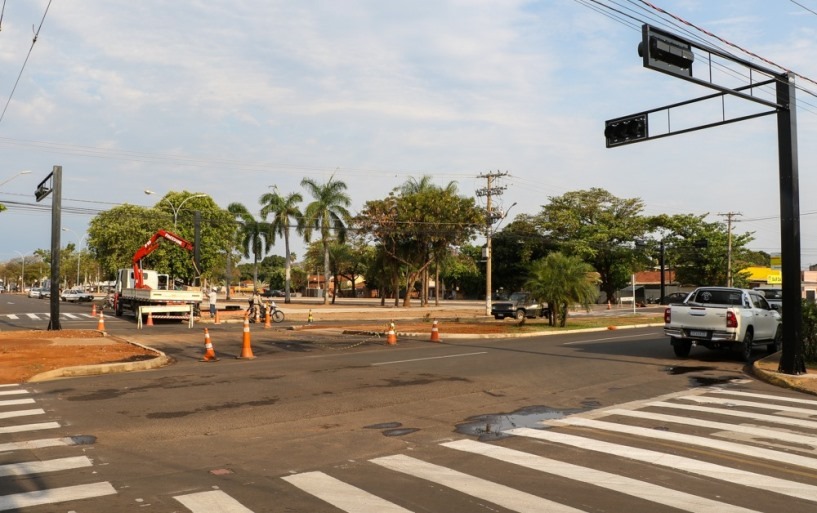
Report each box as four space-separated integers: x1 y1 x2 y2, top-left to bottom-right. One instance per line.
40 288 51 299
28 287 42 298
60 289 95 302
491 292 548 320
261 289 285 298
754 288 782 310
660 292 689 305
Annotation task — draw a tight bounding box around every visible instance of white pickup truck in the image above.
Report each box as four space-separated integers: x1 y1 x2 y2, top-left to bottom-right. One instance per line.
663 286 782 361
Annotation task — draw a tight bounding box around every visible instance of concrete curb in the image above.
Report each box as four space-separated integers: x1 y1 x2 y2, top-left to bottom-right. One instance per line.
27 335 171 382
751 354 817 396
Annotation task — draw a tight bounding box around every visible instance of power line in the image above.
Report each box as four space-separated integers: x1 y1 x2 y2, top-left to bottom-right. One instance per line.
0 0 53 125
789 0 817 17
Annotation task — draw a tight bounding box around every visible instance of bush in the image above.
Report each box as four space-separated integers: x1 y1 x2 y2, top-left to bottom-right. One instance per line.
800 300 817 363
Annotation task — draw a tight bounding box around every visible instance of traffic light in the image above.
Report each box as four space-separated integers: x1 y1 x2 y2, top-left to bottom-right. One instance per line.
639 25 694 79
604 114 648 148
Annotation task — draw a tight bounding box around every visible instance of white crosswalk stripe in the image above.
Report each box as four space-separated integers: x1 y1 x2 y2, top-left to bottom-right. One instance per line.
0 421 60 434
0 483 117 512
678 393 817 415
0 408 44 420
710 389 817 406
0 389 28 396
283 471 414 513
174 490 254 513
0 398 34 407
648 399 817 430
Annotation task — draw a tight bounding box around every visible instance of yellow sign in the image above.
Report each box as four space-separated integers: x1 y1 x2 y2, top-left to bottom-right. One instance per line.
770 254 782 270
767 272 782 285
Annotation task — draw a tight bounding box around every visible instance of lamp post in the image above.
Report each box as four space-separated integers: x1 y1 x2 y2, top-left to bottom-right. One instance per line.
62 228 86 288
0 170 31 188
144 190 207 229
14 251 25 292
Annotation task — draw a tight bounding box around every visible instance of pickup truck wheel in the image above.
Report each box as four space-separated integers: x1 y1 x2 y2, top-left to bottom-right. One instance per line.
742 330 754 362
672 339 692 358
515 309 526 321
767 327 783 354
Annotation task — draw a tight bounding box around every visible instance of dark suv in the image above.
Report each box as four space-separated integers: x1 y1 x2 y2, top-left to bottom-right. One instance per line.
491 292 548 320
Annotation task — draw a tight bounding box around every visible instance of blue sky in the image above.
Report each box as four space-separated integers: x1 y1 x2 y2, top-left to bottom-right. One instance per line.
2 0 817 271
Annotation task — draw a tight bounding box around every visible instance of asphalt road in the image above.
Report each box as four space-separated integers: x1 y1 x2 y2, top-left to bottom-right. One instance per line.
3 317 816 512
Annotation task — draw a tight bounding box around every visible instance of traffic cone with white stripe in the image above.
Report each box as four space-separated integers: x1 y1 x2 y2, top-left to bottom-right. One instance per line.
237 313 255 359
146 311 154 327
200 328 219 362
96 311 105 331
430 319 441 342
91 303 97 317
386 321 397 345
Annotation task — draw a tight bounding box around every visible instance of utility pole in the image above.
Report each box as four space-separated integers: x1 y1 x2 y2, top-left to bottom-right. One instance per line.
476 171 507 316
718 211 741 287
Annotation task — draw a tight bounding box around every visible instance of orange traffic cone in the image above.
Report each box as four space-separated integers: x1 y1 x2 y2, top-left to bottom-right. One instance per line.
430 319 441 342
237 313 255 359
146 311 154 327
214 309 221 325
386 321 397 345
264 307 271 329
96 311 105 331
91 303 97 317
200 328 219 362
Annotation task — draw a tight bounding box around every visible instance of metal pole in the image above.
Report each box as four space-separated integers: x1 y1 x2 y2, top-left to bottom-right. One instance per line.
48 165 62 331
659 240 666 300
485 175 493 317
776 73 805 375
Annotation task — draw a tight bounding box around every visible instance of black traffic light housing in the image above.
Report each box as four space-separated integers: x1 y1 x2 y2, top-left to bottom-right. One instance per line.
604 114 648 148
639 25 694 79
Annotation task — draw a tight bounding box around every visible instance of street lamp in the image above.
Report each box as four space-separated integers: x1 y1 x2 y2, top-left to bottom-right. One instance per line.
62 228 86 288
144 190 207 229
0 170 31 188
14 251 26 292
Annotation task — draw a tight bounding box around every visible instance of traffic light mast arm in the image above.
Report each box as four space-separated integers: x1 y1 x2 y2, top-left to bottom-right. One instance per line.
605 78 778 148
640 25 783 111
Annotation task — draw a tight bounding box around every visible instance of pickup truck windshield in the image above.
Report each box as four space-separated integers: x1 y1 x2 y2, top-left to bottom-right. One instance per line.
690 289 743 306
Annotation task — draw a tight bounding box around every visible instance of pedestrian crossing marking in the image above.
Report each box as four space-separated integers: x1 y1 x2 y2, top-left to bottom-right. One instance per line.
0 398 35 407
0 456 92 477
0 482 116 511
649 400 817 430
282 471 414 513
507 427 817 503
0 408 44 420
680 394 817 416
0 421 60 435
0 437 70 452
710 389 817 406
5 315 18 320
605 408 817 446
174 490 254 513
0 389 28 396
371 454 587 513
554 416 817 471
443 439 762 513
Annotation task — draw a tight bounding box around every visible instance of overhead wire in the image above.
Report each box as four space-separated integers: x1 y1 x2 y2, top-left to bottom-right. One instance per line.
0 0 53 125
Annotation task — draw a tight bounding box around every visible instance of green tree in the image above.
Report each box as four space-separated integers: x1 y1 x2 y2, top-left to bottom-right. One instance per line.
651 213 755 286
227 202 272 290
525 252 599 327
537 188 648 303
301 176 352 305
492 214 557 293
357 180 484 307
260 190 303 303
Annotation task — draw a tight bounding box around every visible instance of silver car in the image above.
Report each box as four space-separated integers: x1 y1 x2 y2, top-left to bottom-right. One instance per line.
27 287 42 298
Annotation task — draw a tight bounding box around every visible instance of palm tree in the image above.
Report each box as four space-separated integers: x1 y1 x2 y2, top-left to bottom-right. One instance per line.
227 202 272 291
525 252 599 327
300 176 351 305
260 190 303 303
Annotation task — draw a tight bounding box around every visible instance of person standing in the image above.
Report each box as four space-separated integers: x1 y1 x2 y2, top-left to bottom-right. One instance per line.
207 288 218 318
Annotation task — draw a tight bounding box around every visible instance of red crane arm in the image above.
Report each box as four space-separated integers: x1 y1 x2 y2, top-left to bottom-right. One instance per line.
132 229 195 289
